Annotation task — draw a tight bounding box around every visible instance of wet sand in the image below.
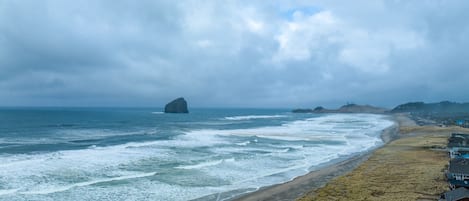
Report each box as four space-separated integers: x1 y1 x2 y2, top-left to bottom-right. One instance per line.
231 115 400 201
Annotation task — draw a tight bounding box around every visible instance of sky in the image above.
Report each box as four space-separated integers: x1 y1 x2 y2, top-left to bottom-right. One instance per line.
1 0 469 108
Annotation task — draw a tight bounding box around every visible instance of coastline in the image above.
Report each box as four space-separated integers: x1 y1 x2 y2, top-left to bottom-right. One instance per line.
299 115 469 200
230 114 400 201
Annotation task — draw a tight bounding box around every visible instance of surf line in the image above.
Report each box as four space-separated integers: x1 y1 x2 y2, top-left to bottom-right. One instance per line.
18 172 157 195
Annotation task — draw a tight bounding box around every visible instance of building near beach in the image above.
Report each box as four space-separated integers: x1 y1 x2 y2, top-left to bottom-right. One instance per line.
449 134 469 159
456 120 465 126
448 158 469 189
450 148 469 159
441 187 469 201
455 120 469 128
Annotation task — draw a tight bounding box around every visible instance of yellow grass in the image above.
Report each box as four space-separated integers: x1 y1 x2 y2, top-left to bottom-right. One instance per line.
298 128 453 201
399 125 469 135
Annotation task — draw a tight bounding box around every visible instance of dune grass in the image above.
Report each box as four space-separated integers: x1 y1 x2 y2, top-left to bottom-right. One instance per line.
298 128 452 201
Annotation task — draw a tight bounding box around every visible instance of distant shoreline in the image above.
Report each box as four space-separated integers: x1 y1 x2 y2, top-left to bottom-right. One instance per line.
228 114 400 201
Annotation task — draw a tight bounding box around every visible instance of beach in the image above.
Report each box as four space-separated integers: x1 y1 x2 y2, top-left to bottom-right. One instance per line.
234 114 469 201
2 108 458 201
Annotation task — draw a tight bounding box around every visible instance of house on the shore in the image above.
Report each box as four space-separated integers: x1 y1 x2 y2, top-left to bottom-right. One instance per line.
449 134 469 159
456 120 469 128
440 187 469 201
447 158 469 189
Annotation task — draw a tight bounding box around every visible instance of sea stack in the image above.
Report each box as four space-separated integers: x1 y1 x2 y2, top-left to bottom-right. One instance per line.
164 97 189 113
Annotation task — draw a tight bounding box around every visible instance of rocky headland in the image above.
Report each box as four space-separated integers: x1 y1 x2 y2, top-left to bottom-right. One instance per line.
292 104 387 114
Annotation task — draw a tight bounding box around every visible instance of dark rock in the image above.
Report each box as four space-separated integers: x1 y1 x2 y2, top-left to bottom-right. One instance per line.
164 97 189 113
313 106 325 112
292 108 313 113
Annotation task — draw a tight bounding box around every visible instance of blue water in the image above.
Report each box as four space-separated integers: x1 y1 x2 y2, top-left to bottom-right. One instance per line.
0 108 394 201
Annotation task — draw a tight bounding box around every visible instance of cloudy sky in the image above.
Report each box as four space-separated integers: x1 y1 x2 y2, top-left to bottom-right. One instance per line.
1 0 468 108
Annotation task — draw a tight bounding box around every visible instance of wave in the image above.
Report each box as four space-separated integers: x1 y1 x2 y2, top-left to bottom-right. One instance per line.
20 172 156 195
223 115 287 121
0 189 19 196
0 113 394 201
151 112 164 114
231 162 309 185
235 141 250 146
191 114 394 143
175 158 235 170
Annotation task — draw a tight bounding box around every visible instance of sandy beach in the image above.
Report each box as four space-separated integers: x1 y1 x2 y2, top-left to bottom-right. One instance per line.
231 115 399 201
233 114 469 201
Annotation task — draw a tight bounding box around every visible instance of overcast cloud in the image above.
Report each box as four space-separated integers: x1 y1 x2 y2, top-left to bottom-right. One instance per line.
1 0 468 108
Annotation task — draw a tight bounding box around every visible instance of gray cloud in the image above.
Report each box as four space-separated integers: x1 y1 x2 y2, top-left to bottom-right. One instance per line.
1 0 469 108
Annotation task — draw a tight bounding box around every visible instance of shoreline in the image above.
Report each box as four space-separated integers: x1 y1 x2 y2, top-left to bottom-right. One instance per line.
229 114 400 201
300 115 469 200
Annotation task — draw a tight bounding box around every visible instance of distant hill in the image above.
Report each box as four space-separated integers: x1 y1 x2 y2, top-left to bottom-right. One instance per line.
292 104 387 114
390 101 469 127
390 101 469 114
293 101 469 116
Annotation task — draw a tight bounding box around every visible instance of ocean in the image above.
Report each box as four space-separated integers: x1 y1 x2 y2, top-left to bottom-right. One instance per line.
0 107 394 201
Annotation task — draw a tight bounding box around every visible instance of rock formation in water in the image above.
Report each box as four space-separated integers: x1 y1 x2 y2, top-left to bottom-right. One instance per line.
291 108 313 113
164 97 189 113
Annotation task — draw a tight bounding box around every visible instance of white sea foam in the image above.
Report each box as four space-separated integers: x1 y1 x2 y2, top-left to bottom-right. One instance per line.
176 158 235 170
193 114 394 143
223 115 287 121
0 113 394 201
151 112 164 114
235 141 250 146
20 172 156 195
0 189 19 196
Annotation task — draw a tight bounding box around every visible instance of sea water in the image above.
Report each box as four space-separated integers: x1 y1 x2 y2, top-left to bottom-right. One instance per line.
0 108 394 201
